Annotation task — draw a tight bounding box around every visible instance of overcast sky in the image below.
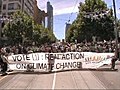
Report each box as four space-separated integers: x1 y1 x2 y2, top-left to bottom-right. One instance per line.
36 0 120 40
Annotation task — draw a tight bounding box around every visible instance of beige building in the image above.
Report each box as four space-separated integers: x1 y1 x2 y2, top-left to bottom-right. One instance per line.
1 0 35 17
1 0 47 26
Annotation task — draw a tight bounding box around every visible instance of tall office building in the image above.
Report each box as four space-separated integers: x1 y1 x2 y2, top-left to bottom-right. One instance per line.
47 1 53 31
0 0 35 39
65 23 71 40
1 0 48 25
1 0 35 17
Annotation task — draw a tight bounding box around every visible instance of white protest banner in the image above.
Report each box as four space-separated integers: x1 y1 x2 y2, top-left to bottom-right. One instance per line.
7 53 49 71
7 52 114 71
52 52 114 71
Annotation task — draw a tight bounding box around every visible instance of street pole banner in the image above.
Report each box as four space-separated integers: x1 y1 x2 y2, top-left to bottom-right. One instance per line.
7 52 114 71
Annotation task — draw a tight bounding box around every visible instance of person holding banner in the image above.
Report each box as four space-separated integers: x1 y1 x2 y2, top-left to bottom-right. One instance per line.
48 46 55 73
111 52 118 70
0 49 8 76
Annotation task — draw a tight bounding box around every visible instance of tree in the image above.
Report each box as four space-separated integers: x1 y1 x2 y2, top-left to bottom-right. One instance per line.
66 0 115 43
3 11 33 45
33 24 56 45
117 20 120 42
3 11 56 45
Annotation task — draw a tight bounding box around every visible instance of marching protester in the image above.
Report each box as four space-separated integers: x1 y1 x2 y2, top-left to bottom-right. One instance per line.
0 39 119 73
48 45 55 73
111 51 119 70
0 48 8 76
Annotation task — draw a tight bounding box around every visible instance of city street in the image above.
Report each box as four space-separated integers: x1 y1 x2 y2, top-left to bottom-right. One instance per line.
0 61 120 89
0 0 120 89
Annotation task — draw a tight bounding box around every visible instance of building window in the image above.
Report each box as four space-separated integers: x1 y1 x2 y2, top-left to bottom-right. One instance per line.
8 12 14 15
14 3 21 10
3 4 6 10
16 3 21 10
19 0 21 3
9 0 17 1
8 3 14 10
9 0 21 3
2 13 6 16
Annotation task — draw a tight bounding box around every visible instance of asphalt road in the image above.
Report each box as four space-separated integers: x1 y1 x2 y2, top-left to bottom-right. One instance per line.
0 61 120 89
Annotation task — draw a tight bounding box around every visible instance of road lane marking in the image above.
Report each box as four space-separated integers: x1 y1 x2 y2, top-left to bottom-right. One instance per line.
70 70 79 89
80 71 106 89
78 71 89 89
52 72 56 90
90 71 107 89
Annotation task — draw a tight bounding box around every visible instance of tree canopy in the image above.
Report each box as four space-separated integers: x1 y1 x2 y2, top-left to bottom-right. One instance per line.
3 11 56 45
66 0 115 43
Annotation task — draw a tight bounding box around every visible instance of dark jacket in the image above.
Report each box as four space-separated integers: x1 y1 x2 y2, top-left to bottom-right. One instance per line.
0 55 4 64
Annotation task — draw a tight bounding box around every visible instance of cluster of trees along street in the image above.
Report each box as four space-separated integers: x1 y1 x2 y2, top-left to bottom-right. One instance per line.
3 11 56 46
66 0 120 43
2 0 120 45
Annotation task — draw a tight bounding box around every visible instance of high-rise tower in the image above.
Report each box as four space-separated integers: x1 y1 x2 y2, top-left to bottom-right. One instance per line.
47 1 53 31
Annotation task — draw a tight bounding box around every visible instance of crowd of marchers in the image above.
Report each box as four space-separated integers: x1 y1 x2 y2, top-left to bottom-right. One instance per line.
0 39 119 76
0 40 119 55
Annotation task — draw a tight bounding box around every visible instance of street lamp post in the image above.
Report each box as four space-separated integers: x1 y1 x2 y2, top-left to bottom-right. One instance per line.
112 0 119 57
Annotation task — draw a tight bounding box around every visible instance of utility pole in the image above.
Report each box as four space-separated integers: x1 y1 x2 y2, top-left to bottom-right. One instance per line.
113 0 118 57
22 0 24 12
0 0 2 38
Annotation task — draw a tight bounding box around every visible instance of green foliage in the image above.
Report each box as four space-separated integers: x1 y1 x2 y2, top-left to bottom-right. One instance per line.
4 11 33 45
33 24 56 45
66 0 115 43
3 11 56 45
